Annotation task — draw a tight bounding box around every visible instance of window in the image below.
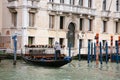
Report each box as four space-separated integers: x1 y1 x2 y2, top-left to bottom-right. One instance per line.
70 0 74 5
79 0 83 6
59 38 64 46
28 36 35 45
67 23 75 47
60 0 64 3
88 0 92 8
88 19 92 31
49 15 55 29
103 0 106 10
70 0 72 4
31 1 34 5
115 22 119 33
60 16 64 29
49 0 54 2
79 18 84 31
102 40 106 47
49 37 54 45
116 0 119 11
103 21 107 32
29 12 35 27
11 12 17 27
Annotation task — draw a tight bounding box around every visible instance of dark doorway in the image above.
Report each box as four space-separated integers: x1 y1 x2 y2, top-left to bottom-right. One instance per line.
67 22 75 47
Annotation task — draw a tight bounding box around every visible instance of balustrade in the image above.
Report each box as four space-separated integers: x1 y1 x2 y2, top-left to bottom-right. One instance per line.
48 3 96 16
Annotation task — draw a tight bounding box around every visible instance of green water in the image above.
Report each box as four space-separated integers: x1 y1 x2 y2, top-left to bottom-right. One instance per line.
0 60 119 80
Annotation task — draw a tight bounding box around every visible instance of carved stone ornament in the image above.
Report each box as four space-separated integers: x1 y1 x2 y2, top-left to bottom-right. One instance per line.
9 8 17 13
29 8 38 13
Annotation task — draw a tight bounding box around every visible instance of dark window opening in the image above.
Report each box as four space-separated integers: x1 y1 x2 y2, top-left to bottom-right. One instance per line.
80 18 83 31
116 0 119 11
60 16 64 29
115 22 119 33
79 0 83 6
28 36 34 45
103 21 107 32
103 0 106 10
79 39 83 48
88 0 92 8
59 38 64 46
49 37 54 45
88 19 92 31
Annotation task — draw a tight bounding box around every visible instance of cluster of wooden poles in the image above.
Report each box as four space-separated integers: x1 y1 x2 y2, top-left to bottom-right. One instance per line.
76 33 120 64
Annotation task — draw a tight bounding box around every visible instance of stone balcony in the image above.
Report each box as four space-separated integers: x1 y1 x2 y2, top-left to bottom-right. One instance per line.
113 12 120 19
7 0 18 8
47 2 96 16
101 10 110 18
27 0 40 9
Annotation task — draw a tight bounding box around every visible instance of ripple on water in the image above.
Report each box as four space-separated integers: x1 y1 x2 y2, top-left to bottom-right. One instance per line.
0 60 119 80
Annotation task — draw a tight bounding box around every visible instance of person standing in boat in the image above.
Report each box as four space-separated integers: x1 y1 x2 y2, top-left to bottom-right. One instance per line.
54 41 61 60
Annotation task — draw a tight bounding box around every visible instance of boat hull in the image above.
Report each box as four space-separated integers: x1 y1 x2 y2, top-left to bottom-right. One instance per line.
111 54 120 62
23 56 72 67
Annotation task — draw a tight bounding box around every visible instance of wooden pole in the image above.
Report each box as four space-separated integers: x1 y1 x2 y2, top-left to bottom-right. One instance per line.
78 41 81 61
69 42 71 57
106 42 108 64
110 35 113 61
91 42 93 62
100 42 102 64
115 41 119 64
118 36 120 55
12 34 17 65
94 43 96 61
95 33 99 65
88 42 90 64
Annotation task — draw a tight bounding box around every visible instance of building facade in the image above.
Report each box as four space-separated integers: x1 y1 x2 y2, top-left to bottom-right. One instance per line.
0 0 120 55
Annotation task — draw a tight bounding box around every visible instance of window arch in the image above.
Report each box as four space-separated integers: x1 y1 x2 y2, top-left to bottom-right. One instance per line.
67 22 75 47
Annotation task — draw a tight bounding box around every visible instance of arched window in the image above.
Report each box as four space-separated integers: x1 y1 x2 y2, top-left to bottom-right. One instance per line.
103 0 106 11
67 23 75 47
79 0 83 6
88 0 92 8
116 0 119 11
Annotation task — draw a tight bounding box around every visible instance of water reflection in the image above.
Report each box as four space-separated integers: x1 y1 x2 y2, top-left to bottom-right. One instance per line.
0 60 119 80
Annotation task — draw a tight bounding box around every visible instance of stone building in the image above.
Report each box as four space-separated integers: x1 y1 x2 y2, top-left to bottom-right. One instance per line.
0 0 120 55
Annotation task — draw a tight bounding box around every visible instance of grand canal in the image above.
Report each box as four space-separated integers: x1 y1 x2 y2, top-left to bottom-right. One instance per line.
0 60 119 80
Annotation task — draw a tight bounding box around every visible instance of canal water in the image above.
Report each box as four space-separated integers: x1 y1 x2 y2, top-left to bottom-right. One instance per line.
0 60 119 80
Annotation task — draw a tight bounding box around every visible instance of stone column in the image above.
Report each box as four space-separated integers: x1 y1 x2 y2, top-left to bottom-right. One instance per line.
64 38 68 56
55 15 59 42
22 0 28 53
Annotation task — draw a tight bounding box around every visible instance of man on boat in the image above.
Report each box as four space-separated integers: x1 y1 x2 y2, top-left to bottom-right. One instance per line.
54 41 61 60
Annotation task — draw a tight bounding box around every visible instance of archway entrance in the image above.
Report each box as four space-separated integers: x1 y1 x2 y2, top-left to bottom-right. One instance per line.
67 22 75 47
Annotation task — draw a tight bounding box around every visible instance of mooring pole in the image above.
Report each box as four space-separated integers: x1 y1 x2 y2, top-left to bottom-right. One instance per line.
54 51 57 60
12 34 17 65
118 36 120 55
94 43 96 61
115 41 119 64
106 42 108 64
91 42 93 62
69 42 71 57
95 33 99 65
88 41 90 64
78 41 81 61
100 42 102 65
110 36 113 62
